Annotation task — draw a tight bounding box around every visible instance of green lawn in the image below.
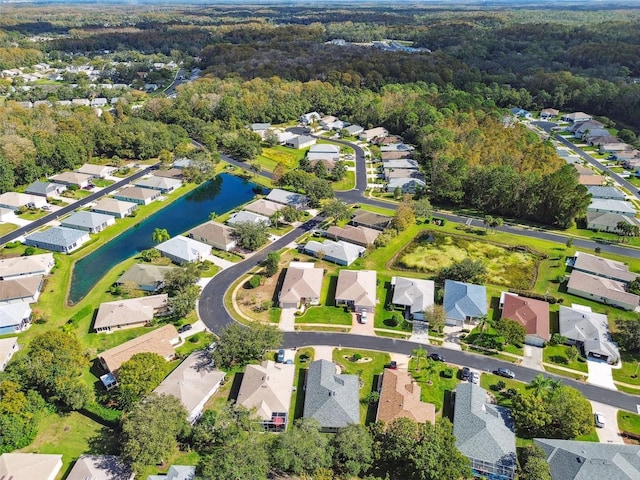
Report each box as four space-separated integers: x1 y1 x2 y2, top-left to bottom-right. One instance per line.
332 171 355 191
409 358 460 414
257 145 307 171
211 250 244 262
618 410 640 436
480 373 528 408
543 344 589 373
61 189 92 200
0 223 17 235
612 352 640 385
92 178 115 187
333 348 391 423
17 209 48 221
290 347 315 424
295 305 353 325
374 275 412 333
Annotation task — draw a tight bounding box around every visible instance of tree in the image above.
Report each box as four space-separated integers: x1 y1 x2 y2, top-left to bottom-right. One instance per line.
519 445 551 480
158 149 173 169
424 358 437 385
331 424 373 478
0 381 46 453
152 227 170 244
212 323 283 368
412 346 427 371
116 353 167 410
264 251 280 277
272 162 287 185
169 284 201 319
121 394 190 475
412 196 432 222
511 392 552 438
483 215 494 232
332 160 347 181
281 205 303 223
566 345 579 362
615 317 640 352
393 186 402 200
271 418 333 475
164 263 200 295
208 211 218 221
322 198 349 225
392 199 415 231
423 304 445 333
269 209 283 229
527 374 554 398
496 318 526 345
198 436 270 480
140 248 161 262
436 258 487 284
233 220 270 251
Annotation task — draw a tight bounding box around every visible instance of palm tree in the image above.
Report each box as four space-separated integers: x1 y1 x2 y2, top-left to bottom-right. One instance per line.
616 221 631 242
412 346 427 371
424 358 437 385
527 374 552 397
476 314 493 338
152 227 170 244
208 211 218 221
270 210 283 229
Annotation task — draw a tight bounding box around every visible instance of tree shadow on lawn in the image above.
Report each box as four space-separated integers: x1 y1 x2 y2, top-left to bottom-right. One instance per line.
325 275 339 307
227 372 244 403
548 355 568 365
365 374 381 426
292 368 307 421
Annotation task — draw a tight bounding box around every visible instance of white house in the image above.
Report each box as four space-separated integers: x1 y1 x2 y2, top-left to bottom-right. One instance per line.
156 236 211 265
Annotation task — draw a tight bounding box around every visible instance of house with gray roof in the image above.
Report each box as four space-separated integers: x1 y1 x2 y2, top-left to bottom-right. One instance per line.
587 199 636 217
303 359 360 432
343 124 364 136
587 186 626 200
76 163 117 178
382 158 419 170
61 211 115 234
443 279 488 326
587 211 640 233
154 351 225 424
335 269 376 312
562 112 592 123
25 226 90 253
25 181 66 197
156 236 211 265
266 188 309 209
384 168 424 181
360 127 388 142
568 251 637 283
94 294 169 332
307 144 340 162
173 158 194 169
147 465 196 480
303 239 365 266
249 123 271 139
0 275 43 305
67 455 133 480
116 264 176 292
49 171 93 189
285 135 316 150
0 303 31 335
534 438 640 480
237 360 295 431
134 176 182 193
92 198 137 219
453 383 515 480
350 211 392 231
188 221 236 251
300 111 321 125
387 177 426 194
391 276 435 321
113 186 160 205
0 337 18 372
567 270 639 311
559 305 620 363
279 262 324 309
227 210 270 227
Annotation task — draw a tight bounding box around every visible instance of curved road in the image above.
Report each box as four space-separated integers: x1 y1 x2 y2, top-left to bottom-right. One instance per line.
200 133 640 412
0 164 156 246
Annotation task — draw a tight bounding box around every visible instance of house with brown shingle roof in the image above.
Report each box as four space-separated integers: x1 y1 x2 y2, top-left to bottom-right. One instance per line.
569 251 637 283
567 271 639 311
278 262 324 309
244 199 286 217
113 186 160 205
98 324 179 374
188 221 236 251
350 211 392 231
376 369 435 426
0 275 43 305
93 294 169 332
578 174 605 186
335 269 377 313
326 225 380 247
499 293 550 347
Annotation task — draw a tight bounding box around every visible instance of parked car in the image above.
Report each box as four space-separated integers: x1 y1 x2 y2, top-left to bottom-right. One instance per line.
429 353 446 362
177 324 192 334
470 371 480 384
595 412 606 428
276 349 285 363
459 367 471 381
388 361 398 370
41 205 51 211
360 311 368 324
495 368 515 379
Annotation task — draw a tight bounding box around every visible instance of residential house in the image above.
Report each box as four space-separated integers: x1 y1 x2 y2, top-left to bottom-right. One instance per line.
617 149 640 162
0 453 63 480
587 186 626 200
540 108 559 118
567 270 639 311
276 131 297 145
534 438 640 480
300 111 321 125
578 174 605 186
134 176 183 193
76 163 117 178
443 279 488 326
156 236 211 265
25 181 66 197
173 158 194 169
72 98 91 107
25 226 90 253
249 123 271 139
307 144 341 162
92 198 138 219
304 239 365 266
236 360 295 431
382 158 419 170
384 168 425 181
391 276 435 321
575 165 595 176
381 151 413 160
309 158 337 171
244 199 286 217
499 293 550 347
387 177 427 194
359 127 388 142
91 98 108 108
49 171 93 189
587 211 640 233
0 337 18 371
0 253 54 280
0 276 43 305
227 210 270 227
278 262 324 309
509 107 532 118
266 188 309 209
326 224 380 247
568 251 637 283
66 455 133 480
98 324 180 375
561 112 592 123
569 119 605 137
188 221 236 251
0 303 31 335
319 115 337 128
335 269 377 312
582 130 612 142
380 143 414 153
453 383 516 480
0 207 15 222
303 359 360 432
285 135 316 149
61 211 115 234
94 294 169 332
376 368 436 425
153 168 184 180
343 124 364 136
116 264 176 292
350 211 393 231
0 192 47 211
147 465 196 480
154 351 226 424
113 186 161 205
559 305 620 364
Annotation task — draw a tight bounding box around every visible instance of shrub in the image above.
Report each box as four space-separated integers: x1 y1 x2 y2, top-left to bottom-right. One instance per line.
23 247 35 256
352 353 363 361
442 368 454 378
388 313 401 327
248 275 261 289
491 381 506 391
508 288 557 304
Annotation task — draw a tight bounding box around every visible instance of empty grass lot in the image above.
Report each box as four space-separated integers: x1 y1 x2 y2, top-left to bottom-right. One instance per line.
256 146 307 171
394 231 539 289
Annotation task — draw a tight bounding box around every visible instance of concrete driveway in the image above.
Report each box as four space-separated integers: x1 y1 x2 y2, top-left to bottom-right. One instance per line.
587 359 617 390
442 325 463 351
278 307 297 332
350 312 375 336
591 401 624 444
522 345 544 371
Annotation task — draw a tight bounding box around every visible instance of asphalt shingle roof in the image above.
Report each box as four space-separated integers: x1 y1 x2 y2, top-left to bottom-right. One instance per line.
444 280 487 322
26 226 88 248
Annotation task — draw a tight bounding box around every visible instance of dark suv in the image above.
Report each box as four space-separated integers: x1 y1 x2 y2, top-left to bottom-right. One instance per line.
429 353 446 362
459 367 471 381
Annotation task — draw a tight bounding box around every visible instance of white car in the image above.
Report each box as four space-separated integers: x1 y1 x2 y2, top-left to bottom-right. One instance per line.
470 371 480 384
360 311 368 324
595 412 605 428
